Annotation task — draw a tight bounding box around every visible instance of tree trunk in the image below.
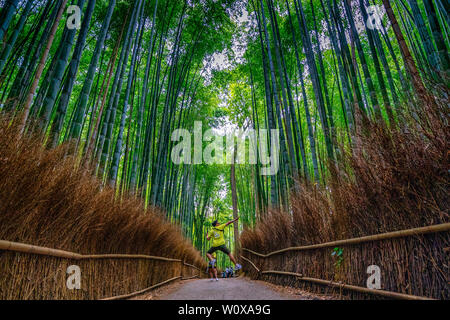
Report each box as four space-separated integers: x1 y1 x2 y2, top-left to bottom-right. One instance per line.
230 143 240 258
0 0 20 44
19 0 68 134
382 0 433 106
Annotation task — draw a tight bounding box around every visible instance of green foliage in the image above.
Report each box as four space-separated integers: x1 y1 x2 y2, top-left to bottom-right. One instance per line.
0 0 447 267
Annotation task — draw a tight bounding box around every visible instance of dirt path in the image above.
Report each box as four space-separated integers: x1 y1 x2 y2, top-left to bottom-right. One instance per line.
133 277 331 300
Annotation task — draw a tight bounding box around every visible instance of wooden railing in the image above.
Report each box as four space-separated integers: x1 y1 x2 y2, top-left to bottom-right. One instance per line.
241 223 450 300
0 239 205 300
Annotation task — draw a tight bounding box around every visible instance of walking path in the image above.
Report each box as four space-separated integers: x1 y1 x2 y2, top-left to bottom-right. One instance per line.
133 277 330 300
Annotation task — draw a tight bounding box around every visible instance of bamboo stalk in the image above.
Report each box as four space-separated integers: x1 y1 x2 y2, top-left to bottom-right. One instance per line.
100 276 181 300
242 223 450 257
20 0 69 134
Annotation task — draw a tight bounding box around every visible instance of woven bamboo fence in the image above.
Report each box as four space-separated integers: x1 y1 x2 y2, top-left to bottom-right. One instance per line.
241 223 450 300
0 240 204 300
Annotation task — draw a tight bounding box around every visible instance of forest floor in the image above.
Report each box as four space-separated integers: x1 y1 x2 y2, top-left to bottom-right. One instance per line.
131 277 335 300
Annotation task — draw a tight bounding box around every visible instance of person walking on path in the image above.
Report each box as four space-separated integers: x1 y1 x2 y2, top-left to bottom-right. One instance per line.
206 218 241 271
207 253 219 281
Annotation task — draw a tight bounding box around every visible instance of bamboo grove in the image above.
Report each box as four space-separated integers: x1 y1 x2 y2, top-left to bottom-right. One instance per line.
0 0 243 258
233 0 449 217
0 0 449 263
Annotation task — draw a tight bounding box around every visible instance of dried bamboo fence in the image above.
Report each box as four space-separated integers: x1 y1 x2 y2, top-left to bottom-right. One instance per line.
241 223 450 300
0 240 205 300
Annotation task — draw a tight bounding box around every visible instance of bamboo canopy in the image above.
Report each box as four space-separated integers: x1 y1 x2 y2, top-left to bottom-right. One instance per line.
242 223 450 257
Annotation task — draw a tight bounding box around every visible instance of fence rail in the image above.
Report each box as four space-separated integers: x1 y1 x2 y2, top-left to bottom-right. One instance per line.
0 240 184 262
242 223 450 258
101 276 182 300
0 239 205 300
240 256 434 300
240 255 434 300
241 223 449 300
